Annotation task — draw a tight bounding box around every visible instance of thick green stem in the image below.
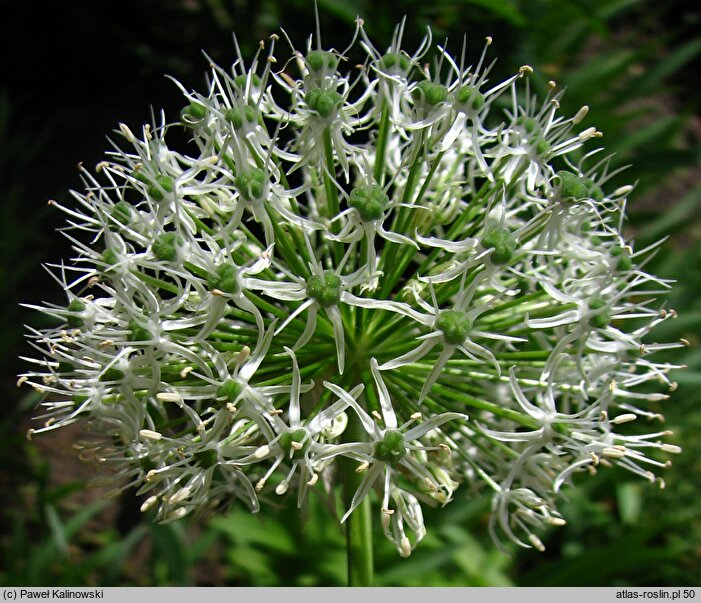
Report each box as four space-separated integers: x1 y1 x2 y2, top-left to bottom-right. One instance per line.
373 103 390 185
341 411 374 586
322 129 341 219
345 492 373 586
322 127 343 265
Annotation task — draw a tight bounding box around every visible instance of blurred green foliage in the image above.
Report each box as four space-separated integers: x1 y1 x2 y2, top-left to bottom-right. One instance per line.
2 0 699 587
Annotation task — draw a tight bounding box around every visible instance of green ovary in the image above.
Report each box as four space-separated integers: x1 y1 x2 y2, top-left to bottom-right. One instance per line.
305 88 343 118
306 270 342 307
588 298 611 329
348 185 389 222
412 81 448 106
217 378 243 402
306 50 338 73
436 310 472 345
556 171 589 200
279 428 311 459
152 233 181 262
373 430 407 464
234 168 266 202
208 264 240 294
482 228 516 265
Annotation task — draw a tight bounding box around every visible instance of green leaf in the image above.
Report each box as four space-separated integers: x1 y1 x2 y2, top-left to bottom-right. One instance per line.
617 482 643 525
520 525 673 585
24 502 105 585
564 49 638 96
225 546 277 585
637 182 701 244
459 0 526 26
627 37 701 98
210 510 296 554
45 505 69 556
56 501 106 541
317 0 363 24
150 522 189 585
44 481 88 505
72 526 147 585
671 371 701 386
608 114 683 157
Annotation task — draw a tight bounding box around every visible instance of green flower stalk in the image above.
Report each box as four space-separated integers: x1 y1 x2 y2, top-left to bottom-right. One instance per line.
21 17 684 579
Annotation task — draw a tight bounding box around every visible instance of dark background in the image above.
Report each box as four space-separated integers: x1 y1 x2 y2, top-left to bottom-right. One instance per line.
1 0 700 586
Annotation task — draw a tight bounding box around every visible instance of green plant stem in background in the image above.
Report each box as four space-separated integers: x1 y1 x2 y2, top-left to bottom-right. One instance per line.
12 0 701 587
345 492 373 586
341 412 374 586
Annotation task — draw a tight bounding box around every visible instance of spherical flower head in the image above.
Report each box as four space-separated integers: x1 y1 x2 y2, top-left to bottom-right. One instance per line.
19 16 683 562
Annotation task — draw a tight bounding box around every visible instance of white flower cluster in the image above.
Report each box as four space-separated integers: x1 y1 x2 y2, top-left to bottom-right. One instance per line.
21 20 684 557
